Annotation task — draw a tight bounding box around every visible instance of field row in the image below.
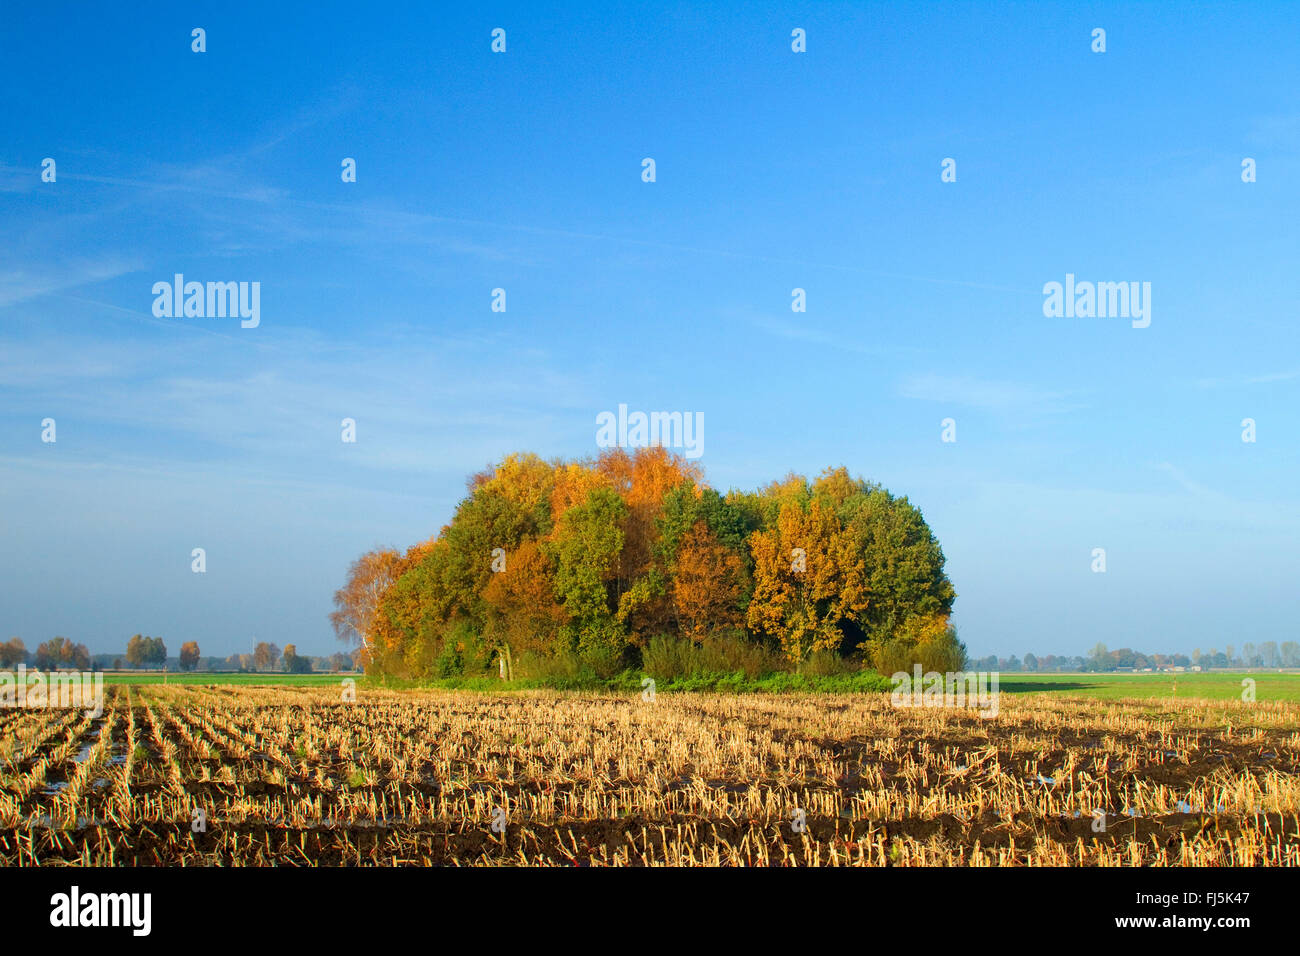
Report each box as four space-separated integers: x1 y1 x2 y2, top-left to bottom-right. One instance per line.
1 685 1297 865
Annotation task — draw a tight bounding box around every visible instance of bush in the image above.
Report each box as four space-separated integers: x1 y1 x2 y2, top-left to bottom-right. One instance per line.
798 648 852 677
578 642 625 679
643 632 784 680
642 634 695 679
698 633 784 678
513 649 584 682
423 620 496 679
916 631 967 673
870 638 916 677
869 624 967 676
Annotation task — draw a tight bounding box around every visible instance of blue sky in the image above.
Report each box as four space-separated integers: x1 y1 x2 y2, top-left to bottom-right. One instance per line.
2 2 1298 660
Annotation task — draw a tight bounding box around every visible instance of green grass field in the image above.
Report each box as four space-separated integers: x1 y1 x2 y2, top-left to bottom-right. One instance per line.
96 669 1300 702
997 671 1300 702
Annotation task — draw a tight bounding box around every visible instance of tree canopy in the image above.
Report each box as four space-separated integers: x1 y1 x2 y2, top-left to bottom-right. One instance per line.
178 641 201 671
34 636 91 670
125 634 167 669
332 448 957 678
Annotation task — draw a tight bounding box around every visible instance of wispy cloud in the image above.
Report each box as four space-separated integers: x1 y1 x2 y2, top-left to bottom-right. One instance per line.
1196 368 1300 388
0 319 594 482
898 373 1086 414
743 309 925 357
0 256 142 308
1153 461 1215 497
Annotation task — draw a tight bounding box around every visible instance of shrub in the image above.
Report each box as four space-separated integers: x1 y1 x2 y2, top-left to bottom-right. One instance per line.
578 641 625 679
868 617 968 676
643 632 784 680
513 649 583 682
421 620 495 679
869 638 916 677
433 638 464 678
798 647 852 677
697 632 784 678
915 631 967 673
643 634 695 679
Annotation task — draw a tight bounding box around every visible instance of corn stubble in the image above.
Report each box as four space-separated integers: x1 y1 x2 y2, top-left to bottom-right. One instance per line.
0 685 1296 866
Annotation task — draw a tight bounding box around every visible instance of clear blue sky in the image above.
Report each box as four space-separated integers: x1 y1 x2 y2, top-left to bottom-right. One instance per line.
2 2 1298 660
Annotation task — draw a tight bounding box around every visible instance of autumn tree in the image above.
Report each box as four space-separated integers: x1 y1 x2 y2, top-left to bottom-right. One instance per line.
34 638 61 669
350 539 437 674
34 637 90 670
746 498 869 665
125 635 145 668
253 642 281 672
868 611 966 674
282 643 313 673
550 459 610 521
619 449 705 639
482 538 567 676
614 447 701 584
380 467 557 677
331 548 408 648
672 521 745 640
658 485 760 563
475 452 556 531
0 638 25 668
126 634 166 669
179 641 201 671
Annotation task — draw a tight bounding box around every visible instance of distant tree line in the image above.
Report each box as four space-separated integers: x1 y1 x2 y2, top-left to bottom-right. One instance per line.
5 636 358 673
971 641 1300 672
224 643 357 673
0 637 92 670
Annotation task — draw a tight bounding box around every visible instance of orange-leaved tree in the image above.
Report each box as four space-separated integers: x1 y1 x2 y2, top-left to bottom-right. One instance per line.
482 538 568 676
672 520 745 641
179 641 201 671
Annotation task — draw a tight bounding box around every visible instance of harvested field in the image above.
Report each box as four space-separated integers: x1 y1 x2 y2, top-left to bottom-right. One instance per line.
1 685 1297 866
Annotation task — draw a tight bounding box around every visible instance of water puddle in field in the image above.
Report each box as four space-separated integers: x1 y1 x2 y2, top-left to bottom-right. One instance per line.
107 735 129 767
34 719 107 795
71 718 106 765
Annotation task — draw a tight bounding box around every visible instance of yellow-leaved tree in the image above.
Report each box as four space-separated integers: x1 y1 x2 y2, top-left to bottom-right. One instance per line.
746 498 869 665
